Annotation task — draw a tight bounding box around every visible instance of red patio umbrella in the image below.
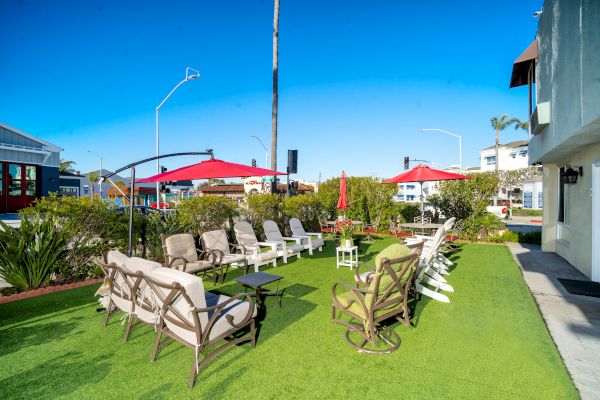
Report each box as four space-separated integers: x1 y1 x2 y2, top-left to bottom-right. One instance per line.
337 171 348 214
137 157 287 183
384 164 468 220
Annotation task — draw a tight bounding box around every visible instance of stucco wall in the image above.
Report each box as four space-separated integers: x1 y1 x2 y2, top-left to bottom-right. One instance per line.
530 0 600 163
544 142 600 279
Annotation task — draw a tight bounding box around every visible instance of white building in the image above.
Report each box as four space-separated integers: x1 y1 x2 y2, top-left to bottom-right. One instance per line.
480 141 529 172
395 183 420 202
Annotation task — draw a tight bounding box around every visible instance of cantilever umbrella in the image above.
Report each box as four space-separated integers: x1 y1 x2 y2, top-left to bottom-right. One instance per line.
384 164 468 220
137 157 287 183
337 171 348 216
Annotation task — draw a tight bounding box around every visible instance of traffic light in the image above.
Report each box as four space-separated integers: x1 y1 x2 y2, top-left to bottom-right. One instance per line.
404 156 410 170
160 166 168 173
252 159 256 167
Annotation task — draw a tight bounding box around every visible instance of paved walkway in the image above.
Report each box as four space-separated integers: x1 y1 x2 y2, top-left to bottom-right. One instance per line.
508 243 600 400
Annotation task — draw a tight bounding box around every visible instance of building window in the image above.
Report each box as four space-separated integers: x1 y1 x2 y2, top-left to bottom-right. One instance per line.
485 156 496 165
59 186 79 197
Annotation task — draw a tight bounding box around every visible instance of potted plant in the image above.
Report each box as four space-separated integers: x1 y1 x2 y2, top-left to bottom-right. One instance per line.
339 223 354 248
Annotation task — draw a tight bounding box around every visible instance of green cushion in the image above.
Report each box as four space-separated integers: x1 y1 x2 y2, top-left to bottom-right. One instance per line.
374 244 411 269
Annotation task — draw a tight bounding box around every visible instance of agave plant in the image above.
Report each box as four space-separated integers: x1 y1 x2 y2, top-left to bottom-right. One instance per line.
0 215 67 292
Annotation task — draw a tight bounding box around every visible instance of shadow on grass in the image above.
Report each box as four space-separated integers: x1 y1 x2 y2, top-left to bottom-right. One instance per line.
0 351 111 399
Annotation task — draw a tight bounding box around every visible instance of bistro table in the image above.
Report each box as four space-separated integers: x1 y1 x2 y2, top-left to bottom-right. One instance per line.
234 272 284 308
398 222 443 235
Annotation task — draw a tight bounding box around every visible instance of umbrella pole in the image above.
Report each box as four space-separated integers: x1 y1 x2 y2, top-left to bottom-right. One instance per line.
127 166 135 257
420 182 424 221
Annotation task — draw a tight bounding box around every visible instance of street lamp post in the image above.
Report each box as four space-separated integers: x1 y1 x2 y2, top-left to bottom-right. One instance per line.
250 135 270 168
421 128 463 173
86 150 103 197
155 67 200 209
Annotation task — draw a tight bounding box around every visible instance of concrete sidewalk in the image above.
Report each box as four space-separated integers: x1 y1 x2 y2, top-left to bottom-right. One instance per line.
508 242 600 400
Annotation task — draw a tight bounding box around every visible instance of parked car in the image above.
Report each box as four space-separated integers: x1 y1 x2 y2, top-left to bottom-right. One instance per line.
486 206 508 219
117 205 160 216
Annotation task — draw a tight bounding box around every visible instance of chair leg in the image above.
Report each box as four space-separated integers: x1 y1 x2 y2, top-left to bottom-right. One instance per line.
150 331 162 362
103 299 112 327
188 348 199 388
124 315 134 342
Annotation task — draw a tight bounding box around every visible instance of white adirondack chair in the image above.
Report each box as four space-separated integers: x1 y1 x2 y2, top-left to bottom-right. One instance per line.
233 221 279 272
263 220 304 263
288 218 324 255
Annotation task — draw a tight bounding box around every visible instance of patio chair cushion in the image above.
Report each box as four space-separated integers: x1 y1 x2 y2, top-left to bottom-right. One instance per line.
221 254 246 264
263 220 284 242
255 250 278 262
234 221 259 248
149 267 208 342
204 293 257 341
202 230 231 256
164 233 199 266
289 218 307 236
107 249 128 267
124 257 161 324
310 237 325 249
171 260 213 274
285 243 305 254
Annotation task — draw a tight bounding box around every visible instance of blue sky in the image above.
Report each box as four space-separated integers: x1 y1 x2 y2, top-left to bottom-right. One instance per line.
0 0 542 181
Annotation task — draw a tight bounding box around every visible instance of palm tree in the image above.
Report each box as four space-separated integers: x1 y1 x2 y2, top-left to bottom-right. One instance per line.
59 159 76 173
88 172 99 198
271 0 280 174
490 115 528 174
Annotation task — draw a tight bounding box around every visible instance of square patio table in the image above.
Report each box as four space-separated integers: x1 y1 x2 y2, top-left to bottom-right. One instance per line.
235 272 284 308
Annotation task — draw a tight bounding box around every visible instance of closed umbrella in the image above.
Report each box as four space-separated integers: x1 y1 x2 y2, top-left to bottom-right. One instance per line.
337 171 348 216
384 164 468 220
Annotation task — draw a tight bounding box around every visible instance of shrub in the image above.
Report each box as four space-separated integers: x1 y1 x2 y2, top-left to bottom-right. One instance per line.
145 212 190 262
317 176 397 226
283 194 322 231
178 196 237 236
518 231 542 244
0 215 68 291
396 203 421 223
243 194 283 238
19 194 127 279
438 172 500 221
488 230 519 243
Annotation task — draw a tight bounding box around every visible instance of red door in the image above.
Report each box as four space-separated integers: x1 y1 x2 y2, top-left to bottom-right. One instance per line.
4 163 38 213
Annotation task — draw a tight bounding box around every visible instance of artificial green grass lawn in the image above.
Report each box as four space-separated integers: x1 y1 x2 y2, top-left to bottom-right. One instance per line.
0 239 578 399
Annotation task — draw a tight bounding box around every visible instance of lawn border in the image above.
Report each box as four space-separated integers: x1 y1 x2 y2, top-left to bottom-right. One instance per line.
0 278 102 304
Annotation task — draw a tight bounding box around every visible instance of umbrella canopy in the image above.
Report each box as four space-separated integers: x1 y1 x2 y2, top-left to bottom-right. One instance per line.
384 164 468 184
137 157 287 183
337 171 348 211
384 164 468 220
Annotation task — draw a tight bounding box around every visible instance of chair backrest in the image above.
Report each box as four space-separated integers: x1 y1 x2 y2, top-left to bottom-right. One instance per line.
443 217 456 230
162 233 198 267
105 250 131 300
263 220 284 242
146 267 208 345
289 218 307 236
364 244 420 318
234 221 259 249
201 229 231 256
422 226 446 264
125 257 162 322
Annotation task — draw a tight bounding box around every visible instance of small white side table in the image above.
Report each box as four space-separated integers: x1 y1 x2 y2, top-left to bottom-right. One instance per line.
336 246 358 270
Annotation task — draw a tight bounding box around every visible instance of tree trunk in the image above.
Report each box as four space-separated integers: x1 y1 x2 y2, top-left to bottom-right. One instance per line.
495 128 499 174
271 0 280 175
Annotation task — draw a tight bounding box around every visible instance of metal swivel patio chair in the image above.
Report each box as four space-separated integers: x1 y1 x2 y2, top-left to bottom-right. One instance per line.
331 243 421 354
161 233 220 283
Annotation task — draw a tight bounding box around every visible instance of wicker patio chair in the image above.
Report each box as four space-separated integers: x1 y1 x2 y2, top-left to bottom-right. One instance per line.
331 243 421 354
161 233 220 283
263 220 305 263
289 218 325 255
145 267 256 388
233 221 279 272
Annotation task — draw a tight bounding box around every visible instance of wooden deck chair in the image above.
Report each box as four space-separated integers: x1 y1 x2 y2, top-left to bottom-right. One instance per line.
263 220 304 263
200 229 248 278
289 218 324 255
161 233 222 283
233 221 279 272
332 243 421 354
145 267 256 388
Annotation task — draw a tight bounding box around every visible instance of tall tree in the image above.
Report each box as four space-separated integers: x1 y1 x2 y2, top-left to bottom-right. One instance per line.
271 0 280 174
59 159 76 173
490 115 528 174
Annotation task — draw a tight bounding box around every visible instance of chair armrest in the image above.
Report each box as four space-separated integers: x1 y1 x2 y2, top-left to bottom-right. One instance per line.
305 232 323 238
257 242 279 251
195 292 255 339
165 254 189 270
282 236 303 244
332 281 371 316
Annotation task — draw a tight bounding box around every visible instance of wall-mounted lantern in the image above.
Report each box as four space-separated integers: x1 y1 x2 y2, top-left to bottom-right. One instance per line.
561 166 583 184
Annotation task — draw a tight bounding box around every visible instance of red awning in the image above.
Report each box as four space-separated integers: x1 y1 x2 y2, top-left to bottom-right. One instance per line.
384 164 468 184
510 40 538 88
137 157 287 183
